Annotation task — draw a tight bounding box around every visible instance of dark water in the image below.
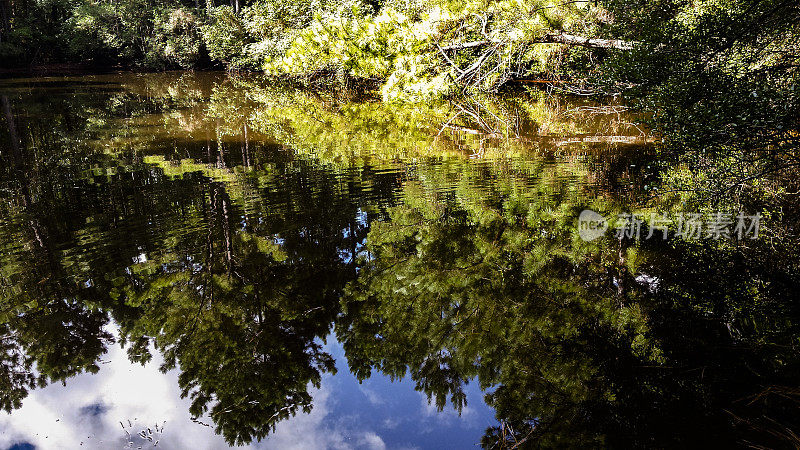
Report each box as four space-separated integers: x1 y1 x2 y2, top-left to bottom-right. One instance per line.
0 72 798 449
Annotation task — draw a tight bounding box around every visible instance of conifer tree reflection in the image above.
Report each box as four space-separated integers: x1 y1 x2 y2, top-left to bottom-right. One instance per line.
111 164 385 444
0 93 115 412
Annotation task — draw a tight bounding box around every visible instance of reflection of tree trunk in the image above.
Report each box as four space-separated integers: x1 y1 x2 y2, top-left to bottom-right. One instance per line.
616 236 628 299
206 130 212 163
349 217 357 274
28 211 63 281
188 185 215 334
216 120 225 168
205 185 216 304
1 99 52 267
2 95 31 208
242 123 250 168
219 186 233 275
2 95 22 159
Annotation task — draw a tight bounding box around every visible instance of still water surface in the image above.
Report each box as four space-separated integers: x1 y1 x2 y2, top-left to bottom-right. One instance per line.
0 72 797 449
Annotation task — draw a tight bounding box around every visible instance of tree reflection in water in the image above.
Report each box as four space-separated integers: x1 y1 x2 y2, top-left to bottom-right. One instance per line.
0 72 797 448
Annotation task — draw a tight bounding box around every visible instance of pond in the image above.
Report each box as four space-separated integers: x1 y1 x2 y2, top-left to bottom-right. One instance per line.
0 72 797 449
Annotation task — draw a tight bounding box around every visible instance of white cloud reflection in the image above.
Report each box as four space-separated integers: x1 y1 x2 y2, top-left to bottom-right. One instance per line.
0 328 491 450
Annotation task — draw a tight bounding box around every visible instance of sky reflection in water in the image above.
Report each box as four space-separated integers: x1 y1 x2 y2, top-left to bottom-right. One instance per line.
0 326 495 449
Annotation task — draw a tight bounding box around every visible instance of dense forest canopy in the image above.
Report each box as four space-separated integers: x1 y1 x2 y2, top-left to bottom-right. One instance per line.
1 0 797 95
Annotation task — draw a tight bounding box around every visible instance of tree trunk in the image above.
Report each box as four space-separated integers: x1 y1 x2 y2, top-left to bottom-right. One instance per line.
543 32 635 50
442 32 635 51
0 0 10 42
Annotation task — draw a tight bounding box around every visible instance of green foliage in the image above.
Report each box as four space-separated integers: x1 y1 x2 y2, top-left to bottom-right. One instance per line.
599 0 800 207
154 8 204 69
0 0 203 68
0 0 603 96
201 6 249 66
66 1 203 68
257 0 604 100
0 0 75 64
199 0 367 70
0 24 34 63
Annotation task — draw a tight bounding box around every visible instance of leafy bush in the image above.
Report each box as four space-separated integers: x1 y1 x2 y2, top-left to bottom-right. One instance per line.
257 0 601 100
66 0 153 64
58 0 202 68
201 6 249 66
153 8 204 69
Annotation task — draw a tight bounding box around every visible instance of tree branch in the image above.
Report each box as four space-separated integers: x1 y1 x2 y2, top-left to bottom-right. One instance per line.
543 32 636 49
441 32 636 51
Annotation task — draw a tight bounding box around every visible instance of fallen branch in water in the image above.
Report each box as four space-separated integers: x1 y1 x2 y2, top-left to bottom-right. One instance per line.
441 124 652 145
